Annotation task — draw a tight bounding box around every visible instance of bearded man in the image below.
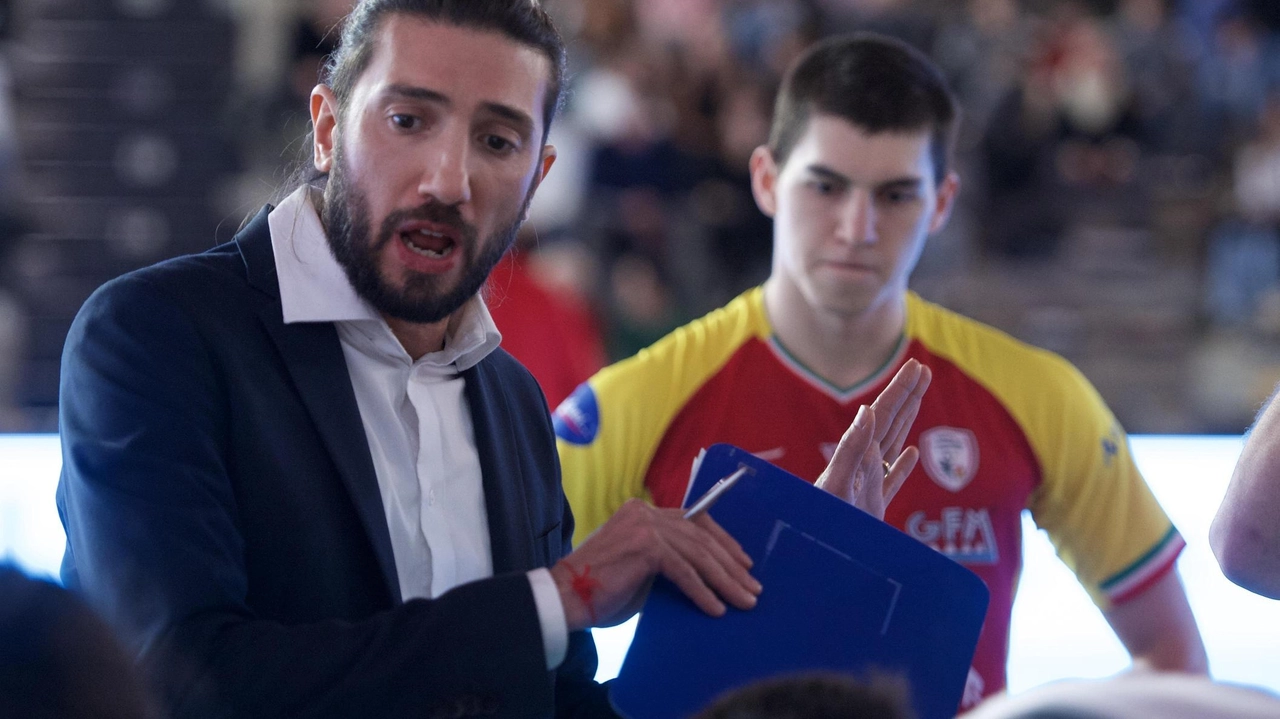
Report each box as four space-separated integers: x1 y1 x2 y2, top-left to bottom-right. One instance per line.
53 1 789 717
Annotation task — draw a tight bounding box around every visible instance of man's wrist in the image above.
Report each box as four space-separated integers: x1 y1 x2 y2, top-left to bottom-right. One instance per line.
550 560 593 632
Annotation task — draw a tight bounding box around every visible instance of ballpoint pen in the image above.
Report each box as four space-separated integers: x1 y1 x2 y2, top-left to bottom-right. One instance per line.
683 466 749 520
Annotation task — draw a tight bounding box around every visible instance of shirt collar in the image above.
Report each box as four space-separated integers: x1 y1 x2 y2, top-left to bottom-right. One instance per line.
268 186 502 371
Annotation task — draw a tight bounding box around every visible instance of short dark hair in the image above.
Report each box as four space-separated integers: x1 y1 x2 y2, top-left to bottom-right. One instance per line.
768 33 959 184
693 673 915 719
324 0 566 138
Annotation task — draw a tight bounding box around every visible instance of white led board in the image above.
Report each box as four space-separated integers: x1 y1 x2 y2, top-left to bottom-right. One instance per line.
1 435 1276 695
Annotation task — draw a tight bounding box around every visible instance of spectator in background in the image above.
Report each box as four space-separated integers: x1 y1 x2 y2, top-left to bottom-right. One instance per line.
693 673 914 719
1112 0 1204 154
931 0 1031 147
1203 92 1280 329
604 252 685 360
486 240 606 408
1232 92 1280 224
0 565 159 719
1200 7 1274 147
1042 6 1145 189
1211 381 1280 599
979 27 1067 258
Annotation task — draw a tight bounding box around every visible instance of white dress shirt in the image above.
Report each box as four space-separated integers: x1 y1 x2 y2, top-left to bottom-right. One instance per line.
267 187 567 669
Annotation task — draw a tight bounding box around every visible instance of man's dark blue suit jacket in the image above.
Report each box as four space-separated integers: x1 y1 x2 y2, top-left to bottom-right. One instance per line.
56 207 611 718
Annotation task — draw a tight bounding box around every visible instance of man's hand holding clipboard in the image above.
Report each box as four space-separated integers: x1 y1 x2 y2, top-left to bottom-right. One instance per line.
549 360 930 632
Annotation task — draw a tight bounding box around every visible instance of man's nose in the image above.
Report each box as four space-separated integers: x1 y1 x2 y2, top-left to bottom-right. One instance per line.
836 190 877 245
417 131 472 206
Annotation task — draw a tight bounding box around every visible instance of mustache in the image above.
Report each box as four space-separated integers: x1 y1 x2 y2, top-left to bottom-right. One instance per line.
374 201 477 248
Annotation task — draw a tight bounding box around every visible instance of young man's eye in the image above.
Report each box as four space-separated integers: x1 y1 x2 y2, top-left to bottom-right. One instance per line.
483 135 515 153
811 180 836 195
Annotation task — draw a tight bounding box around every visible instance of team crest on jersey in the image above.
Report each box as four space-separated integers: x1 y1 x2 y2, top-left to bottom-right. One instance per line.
921 427 979 492
553 384 599 445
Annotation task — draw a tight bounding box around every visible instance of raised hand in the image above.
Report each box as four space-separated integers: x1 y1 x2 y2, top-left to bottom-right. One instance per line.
550 499 761 631
815 359 932 519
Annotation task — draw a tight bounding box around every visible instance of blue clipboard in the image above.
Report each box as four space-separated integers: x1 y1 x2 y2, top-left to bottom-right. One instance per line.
609 444 989 719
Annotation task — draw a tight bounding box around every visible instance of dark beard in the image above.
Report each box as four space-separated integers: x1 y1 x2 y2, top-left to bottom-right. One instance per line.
321 147 531 324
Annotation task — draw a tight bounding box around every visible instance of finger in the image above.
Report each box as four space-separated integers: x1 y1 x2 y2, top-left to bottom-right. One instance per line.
882 361 926 436
851 431 889 513
668 528 761 610
692 513 754 569
869 360 924 444
816 404 874 502
677 518 762 596
882 364 931 459
659 550 729 617
882 445 919 506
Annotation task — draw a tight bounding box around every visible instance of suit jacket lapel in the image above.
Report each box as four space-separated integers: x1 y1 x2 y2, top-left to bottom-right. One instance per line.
465 360 537 574
237 208 403 603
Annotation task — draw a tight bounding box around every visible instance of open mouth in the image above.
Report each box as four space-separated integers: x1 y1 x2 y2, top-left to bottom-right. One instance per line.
400 227 456 260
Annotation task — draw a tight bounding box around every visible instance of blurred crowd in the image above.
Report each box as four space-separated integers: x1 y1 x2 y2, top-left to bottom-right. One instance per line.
3 0 1280 426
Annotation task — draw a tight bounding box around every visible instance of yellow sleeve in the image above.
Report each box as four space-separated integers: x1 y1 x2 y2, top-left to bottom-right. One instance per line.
1019 357 1181 608
555 290 767 546
908 295 1179 609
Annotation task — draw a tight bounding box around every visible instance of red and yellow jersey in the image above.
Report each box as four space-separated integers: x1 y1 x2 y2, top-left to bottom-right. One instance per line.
554 287 1183 699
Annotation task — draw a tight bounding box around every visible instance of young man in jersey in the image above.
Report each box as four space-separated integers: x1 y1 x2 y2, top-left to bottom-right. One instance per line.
554 33 1207 708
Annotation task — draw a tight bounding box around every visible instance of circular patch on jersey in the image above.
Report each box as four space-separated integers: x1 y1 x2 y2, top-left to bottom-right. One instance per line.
553 383 600 445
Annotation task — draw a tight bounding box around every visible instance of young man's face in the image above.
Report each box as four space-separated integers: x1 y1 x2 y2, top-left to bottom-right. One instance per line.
751 114 957 320
311 16 556 323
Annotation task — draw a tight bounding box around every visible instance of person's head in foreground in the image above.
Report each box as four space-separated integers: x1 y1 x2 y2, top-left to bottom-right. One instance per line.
751 32 961 323
958 673 1280 719
305 0 562 330
693 673 915 719
0 565 159 719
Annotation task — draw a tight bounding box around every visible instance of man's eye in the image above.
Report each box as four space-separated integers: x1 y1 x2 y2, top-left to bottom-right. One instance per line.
882 190 918 204
390 114 420 130
484 135 515 153
811 181 836 195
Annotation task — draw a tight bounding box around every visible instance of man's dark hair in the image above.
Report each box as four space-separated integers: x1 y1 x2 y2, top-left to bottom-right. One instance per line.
693 673 915 719
768 33 960 184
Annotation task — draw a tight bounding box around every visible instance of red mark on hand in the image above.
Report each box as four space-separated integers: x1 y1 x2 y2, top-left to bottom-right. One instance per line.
566 562 603 625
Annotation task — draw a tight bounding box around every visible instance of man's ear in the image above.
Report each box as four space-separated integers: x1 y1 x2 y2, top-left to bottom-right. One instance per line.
749 145 780 218
521 145 558 222
310 85 340 173
928 171 961 234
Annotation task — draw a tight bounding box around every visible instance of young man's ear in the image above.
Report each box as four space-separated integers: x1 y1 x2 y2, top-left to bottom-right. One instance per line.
928 171 961 234
749 145 780 218
310 85 340 174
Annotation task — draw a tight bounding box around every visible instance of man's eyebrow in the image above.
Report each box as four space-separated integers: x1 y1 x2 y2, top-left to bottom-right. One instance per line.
807 165 850 184
808 165 924 190
480 102 534 139
383 83 450 105
877 177 924 191
381 84 534 139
